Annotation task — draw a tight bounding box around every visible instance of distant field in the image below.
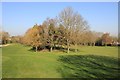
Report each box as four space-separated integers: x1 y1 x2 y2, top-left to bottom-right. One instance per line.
2 44 120 78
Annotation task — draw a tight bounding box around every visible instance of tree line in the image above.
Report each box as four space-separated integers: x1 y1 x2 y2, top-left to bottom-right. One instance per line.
1 7 119 53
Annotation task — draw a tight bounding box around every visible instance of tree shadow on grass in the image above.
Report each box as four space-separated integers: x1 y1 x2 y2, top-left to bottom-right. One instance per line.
57 55 120 79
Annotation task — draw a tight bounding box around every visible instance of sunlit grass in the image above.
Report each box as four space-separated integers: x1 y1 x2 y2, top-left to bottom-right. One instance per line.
0 47 2 78
2 44 119 78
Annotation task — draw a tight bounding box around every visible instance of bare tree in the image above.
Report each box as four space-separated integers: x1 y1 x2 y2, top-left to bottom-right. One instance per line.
58 7 89 53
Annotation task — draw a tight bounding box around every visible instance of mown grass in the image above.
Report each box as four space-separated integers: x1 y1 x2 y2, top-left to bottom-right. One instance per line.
0 47 2 78
58 55 120 79
2 44 119 78
2 44 61 78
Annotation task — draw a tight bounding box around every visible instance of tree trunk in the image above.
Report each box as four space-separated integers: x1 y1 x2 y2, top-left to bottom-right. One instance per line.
50 46 52 52
93 42 95 46
53 43 55 50
50 37 53 52
90 43 92 46
67 39 69 53
75 43 77 53
35 46 38 52
67 46 69 53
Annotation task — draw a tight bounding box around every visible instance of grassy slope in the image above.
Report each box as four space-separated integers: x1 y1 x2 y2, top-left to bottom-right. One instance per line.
2 44 119 78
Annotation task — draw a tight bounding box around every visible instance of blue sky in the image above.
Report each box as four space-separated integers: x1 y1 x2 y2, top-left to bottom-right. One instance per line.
2 2 118 36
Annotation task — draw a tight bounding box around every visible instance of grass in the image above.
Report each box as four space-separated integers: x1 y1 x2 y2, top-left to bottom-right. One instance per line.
2 44 61 78
0 47 2 78
58 55 119 78
2 43 119 78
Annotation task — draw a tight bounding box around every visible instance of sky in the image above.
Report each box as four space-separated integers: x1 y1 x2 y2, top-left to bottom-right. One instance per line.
1 2 118 36
1 0 119 2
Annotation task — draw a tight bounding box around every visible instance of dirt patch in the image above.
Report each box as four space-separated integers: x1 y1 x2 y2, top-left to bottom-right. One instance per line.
0 44 11 47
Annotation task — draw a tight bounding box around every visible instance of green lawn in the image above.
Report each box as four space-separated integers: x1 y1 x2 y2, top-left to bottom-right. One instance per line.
2 44 120 78
0 47 2 78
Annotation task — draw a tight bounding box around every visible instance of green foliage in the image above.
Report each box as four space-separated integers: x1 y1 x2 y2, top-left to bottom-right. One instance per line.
48 23 55 36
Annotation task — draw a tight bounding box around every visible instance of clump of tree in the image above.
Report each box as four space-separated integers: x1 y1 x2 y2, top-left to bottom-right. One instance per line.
0 31 10 44
101 33 112 46
95 33 119 46
20 7 119 53
23 24 42 52
21 7 89 53
11 35 22 43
